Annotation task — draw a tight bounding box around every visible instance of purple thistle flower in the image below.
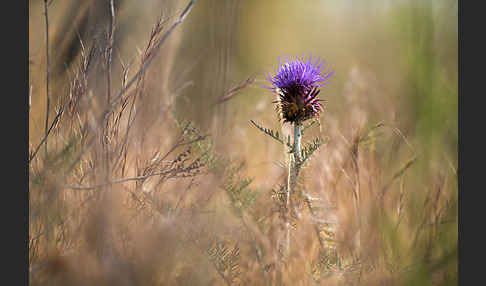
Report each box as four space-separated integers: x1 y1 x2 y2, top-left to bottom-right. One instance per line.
264 54 334 123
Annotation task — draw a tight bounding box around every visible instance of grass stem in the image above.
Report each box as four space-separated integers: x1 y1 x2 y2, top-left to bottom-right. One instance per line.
43 0 51 159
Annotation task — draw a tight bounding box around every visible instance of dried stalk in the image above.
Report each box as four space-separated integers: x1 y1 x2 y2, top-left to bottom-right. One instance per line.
43 0 52 159
102 0 116 185
64 0 197 176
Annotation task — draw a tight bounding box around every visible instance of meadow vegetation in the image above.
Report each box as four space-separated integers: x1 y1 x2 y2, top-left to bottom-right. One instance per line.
29 0 457 285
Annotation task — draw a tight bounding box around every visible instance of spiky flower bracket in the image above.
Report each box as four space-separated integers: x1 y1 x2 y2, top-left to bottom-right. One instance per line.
264 55 333 123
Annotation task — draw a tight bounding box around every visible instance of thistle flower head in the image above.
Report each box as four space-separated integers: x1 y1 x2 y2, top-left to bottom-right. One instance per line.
264 54 334 123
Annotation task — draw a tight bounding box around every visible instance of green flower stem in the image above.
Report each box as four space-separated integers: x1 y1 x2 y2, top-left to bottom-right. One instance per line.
285 121 302 255
294 121 303 163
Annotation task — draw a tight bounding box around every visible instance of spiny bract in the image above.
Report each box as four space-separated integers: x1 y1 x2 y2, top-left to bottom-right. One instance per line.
264 54 333 123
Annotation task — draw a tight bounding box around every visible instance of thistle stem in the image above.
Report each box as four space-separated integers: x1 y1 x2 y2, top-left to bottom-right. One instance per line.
294 121 302 164
285 121 302 256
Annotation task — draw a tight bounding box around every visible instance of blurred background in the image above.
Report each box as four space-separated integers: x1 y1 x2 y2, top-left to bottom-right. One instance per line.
29 0 458 177
29 0 457 285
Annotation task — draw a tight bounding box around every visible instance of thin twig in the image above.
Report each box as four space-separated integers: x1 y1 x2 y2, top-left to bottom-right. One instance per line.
29 97 71 163
64 0 197 175
113 15 168 174
107 0 197 116
103 0 116 184
64 150 207 191
64 169 176 190
106 0 115 105
214 75 256 105
43 0 51 159
29 20 95 164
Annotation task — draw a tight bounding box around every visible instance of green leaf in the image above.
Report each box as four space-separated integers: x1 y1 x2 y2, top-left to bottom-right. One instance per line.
299 137 327 166
249 120 292 149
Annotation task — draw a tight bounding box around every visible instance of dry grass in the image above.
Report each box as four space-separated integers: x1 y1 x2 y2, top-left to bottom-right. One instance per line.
29 1 457 285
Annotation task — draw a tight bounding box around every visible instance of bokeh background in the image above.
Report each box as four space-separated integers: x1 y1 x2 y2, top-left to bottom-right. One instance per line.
29 0 457 285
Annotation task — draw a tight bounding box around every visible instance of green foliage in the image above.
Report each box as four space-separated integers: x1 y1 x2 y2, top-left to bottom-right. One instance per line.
174 118 261 220
390 1 458 158
249 118 326 167
174 118 260 218
298 137 327 167
221 161 259 217
249 120 292 150
173 117 220 170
